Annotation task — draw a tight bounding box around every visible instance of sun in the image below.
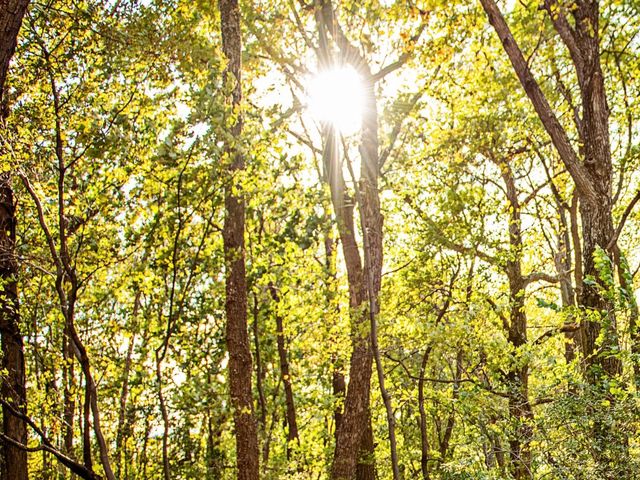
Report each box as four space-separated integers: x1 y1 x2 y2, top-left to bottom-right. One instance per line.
307 65 365 135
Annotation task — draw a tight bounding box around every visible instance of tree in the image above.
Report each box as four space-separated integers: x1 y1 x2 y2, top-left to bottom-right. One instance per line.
218 0 260 478
479 0 637 476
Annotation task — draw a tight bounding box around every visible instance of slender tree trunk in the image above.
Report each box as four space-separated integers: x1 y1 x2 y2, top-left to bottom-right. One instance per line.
355 72 398 480
313 6 374 477
314 9 386 476
251 294 269 466
498 159 533 480
62 332 75 459
438 350 461 463
322 127 373 480
218 1 260 478
18 45 116 479
115 294 138 478
332 366 346 433
206 408 225 478
323 232 346 436
155 354 170 480
268 285 300 459
251 294 267 430
418 345 431 480
556 201 577 363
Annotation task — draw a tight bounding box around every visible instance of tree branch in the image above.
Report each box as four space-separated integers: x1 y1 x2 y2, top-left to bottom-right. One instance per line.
608 189 640 250
405 195 498 265
543 0 584 85
371 23 427 82
0 400 101 480
479 0 598 204
523 271 559 287
533 323 579 346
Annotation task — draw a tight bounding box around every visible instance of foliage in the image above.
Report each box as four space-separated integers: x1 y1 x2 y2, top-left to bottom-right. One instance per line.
1 0 640 479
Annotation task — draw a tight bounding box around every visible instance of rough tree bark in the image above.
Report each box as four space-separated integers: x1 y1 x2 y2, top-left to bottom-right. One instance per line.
0 1 30 479
115 292 139 478
480 0 620 377
324 232 347 434
313 5 374 478
0 177 27 480
0 0 29 115
218 0 260 478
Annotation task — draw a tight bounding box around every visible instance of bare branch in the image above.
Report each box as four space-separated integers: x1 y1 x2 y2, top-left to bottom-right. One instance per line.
18 173 63 273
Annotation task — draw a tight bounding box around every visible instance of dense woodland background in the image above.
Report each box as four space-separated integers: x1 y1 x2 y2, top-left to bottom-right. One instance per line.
1 0 640 479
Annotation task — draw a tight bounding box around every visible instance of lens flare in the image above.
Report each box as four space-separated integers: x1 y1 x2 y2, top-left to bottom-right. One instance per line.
307 65 364 135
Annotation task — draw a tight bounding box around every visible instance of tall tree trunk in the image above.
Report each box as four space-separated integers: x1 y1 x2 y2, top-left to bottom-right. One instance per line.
438 350 461 465
62 332 75 460
218 1 260 478
0 176 27 480
115 293 139 478
418 344 431 480
313 5 373 477
0 2 31 479
324 232 347 436
556 200 577 363
357 68 398 480
251 294 269 466
479 0 621 373
321 127 373 480
206 409 225 478
251 294 267 431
